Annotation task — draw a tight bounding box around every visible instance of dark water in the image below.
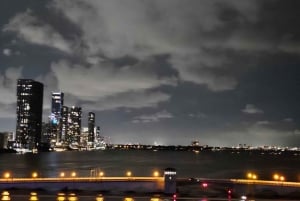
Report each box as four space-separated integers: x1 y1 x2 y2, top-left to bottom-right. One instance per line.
1 150 300 180
1 150 300 201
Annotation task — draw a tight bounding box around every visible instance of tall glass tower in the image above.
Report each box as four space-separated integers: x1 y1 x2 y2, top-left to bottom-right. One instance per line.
51 92 64 142
67 106 82 145
16 79 44 150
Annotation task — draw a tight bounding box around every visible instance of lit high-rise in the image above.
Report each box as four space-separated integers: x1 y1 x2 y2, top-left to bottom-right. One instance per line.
50 92 64 142
16 79 44 150
88 112 95 143
67 106 82 144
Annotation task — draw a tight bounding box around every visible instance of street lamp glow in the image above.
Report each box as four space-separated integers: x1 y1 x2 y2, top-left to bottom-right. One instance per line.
280 176 285 181
32 172 38 178
247 172 257 180
126 171 132 177
273 174 279 180
3 172 10 179
71 172 77 177
153 171 160 177
60 172 65 177
99 171 104 177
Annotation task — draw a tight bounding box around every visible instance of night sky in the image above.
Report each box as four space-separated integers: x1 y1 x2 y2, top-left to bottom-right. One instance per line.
1 0 300 146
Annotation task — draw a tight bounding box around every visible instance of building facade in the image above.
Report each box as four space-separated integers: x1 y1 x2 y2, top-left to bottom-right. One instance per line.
88 112 95 143
16 79 44 150
50 92 64 142
66 106 82 145
60 106 69 143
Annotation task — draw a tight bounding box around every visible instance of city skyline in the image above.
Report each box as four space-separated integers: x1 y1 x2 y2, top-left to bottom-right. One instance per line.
1 0 300 146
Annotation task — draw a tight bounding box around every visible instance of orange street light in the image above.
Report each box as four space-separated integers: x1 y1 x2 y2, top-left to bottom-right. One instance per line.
3 172 11 179
126 171 132 177
60 172 65 177
99 171 104 177
71 172 77 177
280 176 285 181
153 171 160 177
32 172 38 178
246 172 257 180
273 174 279 180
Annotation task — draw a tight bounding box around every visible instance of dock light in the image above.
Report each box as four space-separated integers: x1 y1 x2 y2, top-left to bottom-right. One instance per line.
153 171 160 177
126 171 132 177
32 172 38 178
99 171 104 177
3 172 10 179
60 172 65 177
71 171 77 177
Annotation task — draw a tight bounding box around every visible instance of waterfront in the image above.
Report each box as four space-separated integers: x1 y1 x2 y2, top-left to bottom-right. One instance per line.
2 150 300 200
1 150 300 181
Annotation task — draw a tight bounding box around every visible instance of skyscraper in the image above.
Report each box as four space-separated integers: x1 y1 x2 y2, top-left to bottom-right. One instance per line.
51 92 64 124
67 106 82 145
50 92 64 142
61 106 69 143
16 79 44 150
88 112 95 143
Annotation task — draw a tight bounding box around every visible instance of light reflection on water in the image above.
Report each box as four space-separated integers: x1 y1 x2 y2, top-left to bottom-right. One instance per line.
1 190 239 201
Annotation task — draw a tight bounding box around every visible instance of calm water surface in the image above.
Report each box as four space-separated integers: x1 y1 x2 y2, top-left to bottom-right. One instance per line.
1 150 300 201
1 150 300 180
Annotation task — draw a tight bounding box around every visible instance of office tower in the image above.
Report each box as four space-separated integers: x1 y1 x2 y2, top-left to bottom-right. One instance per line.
88 112 95 143
51 92 64 124
67 106 82 144
16 79 44 150
61 106 69 142
50 92 64 142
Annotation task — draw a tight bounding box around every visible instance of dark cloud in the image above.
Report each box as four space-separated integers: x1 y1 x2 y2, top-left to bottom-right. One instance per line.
0 0 300 146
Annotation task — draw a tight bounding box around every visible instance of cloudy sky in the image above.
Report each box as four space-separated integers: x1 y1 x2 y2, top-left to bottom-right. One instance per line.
1 0 300 146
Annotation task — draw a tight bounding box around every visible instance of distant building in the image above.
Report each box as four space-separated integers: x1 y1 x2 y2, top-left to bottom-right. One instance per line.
61 106 69 142
67 106 82 144
16 79 44 150
88 112 95 143
50 92 64 142
0 132 9 149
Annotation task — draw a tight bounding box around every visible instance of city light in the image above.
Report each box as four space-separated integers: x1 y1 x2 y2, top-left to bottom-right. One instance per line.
124 197 134 201
1 191 10 201
29 192 38 201
153 171 160 177
32 172 38 178
247 172 258 180
68 193 78 201
56 193 65 201
60 172 65 177
273 173 285 181
126 171 132 177
96 194 104 201
71 172 77 177
3 172 10 179
99 171 104 177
